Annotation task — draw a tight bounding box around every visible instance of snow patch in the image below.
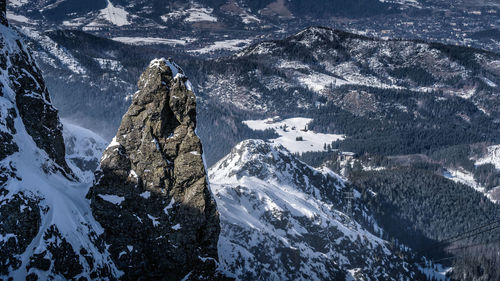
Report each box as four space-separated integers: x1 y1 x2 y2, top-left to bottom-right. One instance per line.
475 145 500 170
139 191 151 199
112 37 191 46
148 215 160 227
188 39 252 54
98 194 125 205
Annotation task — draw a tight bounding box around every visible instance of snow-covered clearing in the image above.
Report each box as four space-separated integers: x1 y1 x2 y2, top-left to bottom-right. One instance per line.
99 0 131 26
243 117 345 154
112 37 189 46
188 39 252 54
161 6 217 23
443 168 498 203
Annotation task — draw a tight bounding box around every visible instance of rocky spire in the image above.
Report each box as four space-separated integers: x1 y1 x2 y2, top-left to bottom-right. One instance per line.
87 58 226 280
0 0 7 26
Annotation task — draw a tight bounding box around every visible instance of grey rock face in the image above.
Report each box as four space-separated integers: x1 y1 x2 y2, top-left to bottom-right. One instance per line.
88 58 223 280
0 0 6 27
10 41 73 177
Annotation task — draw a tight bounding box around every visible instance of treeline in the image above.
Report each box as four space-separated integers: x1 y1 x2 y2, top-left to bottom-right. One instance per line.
197 100 278 167
307 85 500 157
351 167 500 258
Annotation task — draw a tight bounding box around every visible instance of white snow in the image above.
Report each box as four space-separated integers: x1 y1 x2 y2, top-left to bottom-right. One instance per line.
209 140 406 280
379 0 421 8
297 72 349 93
164 198 175 215
148 214 160 227
6 12 31 24
98 194 125 205
188 39 252 54
62 121 107 183
99 0 131 26
171 224 182 230
161 6 217 23
418 261 452 281
129 170 138 179
94 58 124 72
243 117 345 154
9 0 29 7
475 145 500 170
481 77 497 88
184 8 218 22
149 58 181 77
112 37 190 46
0 17 120 280
139 191 151 199
443 168 498 203
241 13 261 24
107 137 120 148
18 27 87 75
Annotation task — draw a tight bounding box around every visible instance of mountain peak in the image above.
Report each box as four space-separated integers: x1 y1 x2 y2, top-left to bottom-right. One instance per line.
209 140 423 280
88 57 225 279
210 139 345 201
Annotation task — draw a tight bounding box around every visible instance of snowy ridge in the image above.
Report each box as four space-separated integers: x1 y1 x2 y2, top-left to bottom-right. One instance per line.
62 121 108 183
209 140 421 280
0 21 120 279
18 27 86 74
224 27 499 116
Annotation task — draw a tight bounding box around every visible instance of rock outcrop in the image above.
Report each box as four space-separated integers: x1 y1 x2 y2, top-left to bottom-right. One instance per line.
88 58 224 280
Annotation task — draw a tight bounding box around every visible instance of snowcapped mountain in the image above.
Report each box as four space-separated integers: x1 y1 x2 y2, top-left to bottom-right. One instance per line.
183 26 500 165
0 7 121 279
7 0 403 29
211 26 499 115
13 24 500 167
209 139 426 280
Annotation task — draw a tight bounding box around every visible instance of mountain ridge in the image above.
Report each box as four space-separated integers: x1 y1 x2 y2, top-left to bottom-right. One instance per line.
209 139 429 280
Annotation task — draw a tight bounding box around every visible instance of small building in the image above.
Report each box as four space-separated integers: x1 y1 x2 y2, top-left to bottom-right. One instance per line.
340 152 356 161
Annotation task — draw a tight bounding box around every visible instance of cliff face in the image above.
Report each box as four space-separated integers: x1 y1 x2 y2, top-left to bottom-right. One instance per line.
0 2 224 277
88 58 223 280
0 3 119 279
0 0 6 27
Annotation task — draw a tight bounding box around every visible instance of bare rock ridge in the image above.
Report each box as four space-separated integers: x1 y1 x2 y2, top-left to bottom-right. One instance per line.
0 0 6 26
87 58 224 280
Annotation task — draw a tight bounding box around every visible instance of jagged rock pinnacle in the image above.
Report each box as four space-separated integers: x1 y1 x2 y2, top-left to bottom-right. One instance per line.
88 58 225 280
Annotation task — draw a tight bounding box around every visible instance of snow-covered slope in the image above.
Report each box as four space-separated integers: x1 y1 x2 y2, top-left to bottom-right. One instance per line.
209 139 424 280
475 144 500 170
0 14 120 279
62 121 108 182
